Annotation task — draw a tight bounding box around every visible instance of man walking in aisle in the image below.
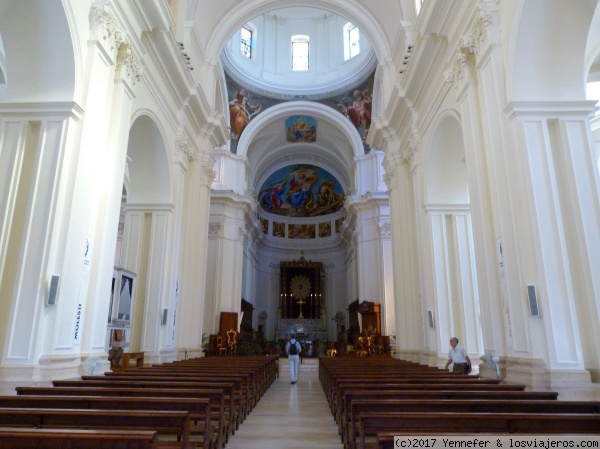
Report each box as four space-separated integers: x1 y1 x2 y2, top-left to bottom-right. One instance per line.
286 334 301 384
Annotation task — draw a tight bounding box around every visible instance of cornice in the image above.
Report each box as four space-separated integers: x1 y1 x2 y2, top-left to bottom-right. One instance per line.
0 102 85 121
505 101 599 119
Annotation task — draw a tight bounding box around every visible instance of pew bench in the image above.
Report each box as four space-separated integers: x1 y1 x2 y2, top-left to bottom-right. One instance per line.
337 389 559 436
52 379 238 439
0 408 193 449
332 382 526 418
358 412 600 449
0 395 212 449
16 387 226 449
0 427 160 449
346 399 600 449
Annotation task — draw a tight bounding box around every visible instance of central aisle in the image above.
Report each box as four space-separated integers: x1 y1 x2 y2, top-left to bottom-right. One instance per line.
225 358 344 449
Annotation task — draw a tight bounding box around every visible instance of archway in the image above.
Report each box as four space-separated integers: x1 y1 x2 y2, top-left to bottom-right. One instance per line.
422 112 483 363
109 114 172 361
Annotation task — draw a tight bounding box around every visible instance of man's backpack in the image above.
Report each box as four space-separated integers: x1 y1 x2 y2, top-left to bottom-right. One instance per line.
289 339 299 355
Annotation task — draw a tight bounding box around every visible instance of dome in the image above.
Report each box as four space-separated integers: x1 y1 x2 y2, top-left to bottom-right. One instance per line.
221 6 376 100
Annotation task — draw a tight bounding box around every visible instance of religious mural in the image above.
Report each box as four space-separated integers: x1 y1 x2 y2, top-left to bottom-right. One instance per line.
258 164 345 217
226 72 374 153
286 116 317 142
319 222 331 237
272 222 285 237
288 223 315 239
260 218 268 234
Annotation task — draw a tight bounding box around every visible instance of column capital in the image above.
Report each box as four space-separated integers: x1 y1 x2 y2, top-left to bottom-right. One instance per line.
89 2 127 55
115 43 144 89
379 221 392 240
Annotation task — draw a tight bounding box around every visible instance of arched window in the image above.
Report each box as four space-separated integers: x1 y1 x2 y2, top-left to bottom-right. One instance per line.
343 22 360 61
291 35 309 71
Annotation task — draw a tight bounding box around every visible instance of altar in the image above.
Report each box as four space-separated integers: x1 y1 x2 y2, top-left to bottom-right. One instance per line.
275 318 328 342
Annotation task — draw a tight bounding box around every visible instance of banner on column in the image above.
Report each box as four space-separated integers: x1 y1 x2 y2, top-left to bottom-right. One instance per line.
74 236 92 345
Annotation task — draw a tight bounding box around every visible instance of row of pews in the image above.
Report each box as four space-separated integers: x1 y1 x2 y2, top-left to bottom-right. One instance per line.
319 357 600 449
0 355 278 448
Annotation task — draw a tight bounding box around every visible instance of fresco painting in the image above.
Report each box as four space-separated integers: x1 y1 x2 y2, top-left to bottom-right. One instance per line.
272 222 285 237
288 223 315 239
319 222 332 237
259 164 345 217
286 116 317 142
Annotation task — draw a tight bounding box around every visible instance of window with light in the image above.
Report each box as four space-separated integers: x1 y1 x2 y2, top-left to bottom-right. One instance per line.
344 23 360 61
241 27 252 59
292 35 309 71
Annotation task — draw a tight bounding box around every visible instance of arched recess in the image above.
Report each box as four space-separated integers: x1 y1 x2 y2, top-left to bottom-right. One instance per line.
237 101 365 195
0 0 76 103
508 0 598 102
422 112 483 360
114 114 172 356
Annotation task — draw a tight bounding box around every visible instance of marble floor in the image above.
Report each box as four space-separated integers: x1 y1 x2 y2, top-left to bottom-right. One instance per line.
225 358 344 449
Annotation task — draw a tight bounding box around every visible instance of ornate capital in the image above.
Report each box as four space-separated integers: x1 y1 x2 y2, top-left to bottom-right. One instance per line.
116 43 144 87
379 221 392 239
89 2 127 51
177 136 196 161
208 221 222 237
198 152 217 185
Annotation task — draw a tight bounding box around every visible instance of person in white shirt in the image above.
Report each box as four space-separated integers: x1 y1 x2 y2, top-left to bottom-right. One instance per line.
444 337 471 374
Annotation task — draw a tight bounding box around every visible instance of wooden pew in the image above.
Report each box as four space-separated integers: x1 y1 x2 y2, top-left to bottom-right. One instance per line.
51 379 239 439
337 390 559 446
96 373 253 421
358 412 600 449
16 387 226 449
0 408 193 449
331 382 526 419
347 399 600 449
0 427 160 449
0 395 212 449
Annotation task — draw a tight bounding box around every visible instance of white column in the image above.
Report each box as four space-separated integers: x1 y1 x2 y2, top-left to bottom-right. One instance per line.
206 191 254 332
81 40 143 363
177 148 215 356
0 103 83 380
506 102 600 384
383 151 422 361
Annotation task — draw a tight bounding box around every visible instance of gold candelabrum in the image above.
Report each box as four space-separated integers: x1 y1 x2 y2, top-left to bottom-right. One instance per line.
296 297 306 319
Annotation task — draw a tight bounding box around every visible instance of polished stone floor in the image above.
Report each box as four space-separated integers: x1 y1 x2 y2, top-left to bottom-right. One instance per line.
225 358 344 449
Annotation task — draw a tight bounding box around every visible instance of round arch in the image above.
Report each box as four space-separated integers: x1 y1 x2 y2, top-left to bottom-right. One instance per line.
126 113 172 204
422 110 469 205
508 0 599 102
0 0 76 103
238 100 365 158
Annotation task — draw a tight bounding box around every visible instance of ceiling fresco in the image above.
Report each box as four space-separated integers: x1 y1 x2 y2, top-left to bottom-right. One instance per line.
226 72 374 154
258 164 345 217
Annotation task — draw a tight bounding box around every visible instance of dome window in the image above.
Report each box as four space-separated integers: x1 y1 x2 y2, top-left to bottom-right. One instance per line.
292 35 310 71
241 26 253 59
343 23 360 61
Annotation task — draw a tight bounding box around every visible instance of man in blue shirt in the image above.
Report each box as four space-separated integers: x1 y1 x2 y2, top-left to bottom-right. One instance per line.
286 334 301 384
